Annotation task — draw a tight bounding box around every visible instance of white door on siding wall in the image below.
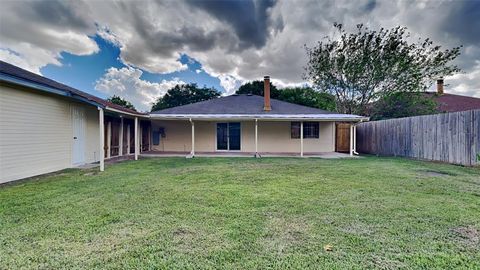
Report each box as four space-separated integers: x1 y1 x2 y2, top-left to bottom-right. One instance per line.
72 106 86 165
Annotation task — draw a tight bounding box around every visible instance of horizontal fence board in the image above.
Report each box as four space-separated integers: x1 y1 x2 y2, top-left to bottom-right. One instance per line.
357 110 480 166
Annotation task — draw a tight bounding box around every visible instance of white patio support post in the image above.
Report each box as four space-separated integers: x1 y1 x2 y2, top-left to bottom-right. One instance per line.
134 117 139 160
349 123 354 156
300 121 304 157
98 108 105 172
254 119 259 158
119 117 124 156
126 124 131 154
106 121 111 158
189 118 195 157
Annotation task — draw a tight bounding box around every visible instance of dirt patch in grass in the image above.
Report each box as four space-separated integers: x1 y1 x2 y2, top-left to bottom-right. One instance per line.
450 226 479 248
367 254 407 270
171 226 228 255
172 227 199 252
417 169 456 177
340 222 374 236
261 214 311 254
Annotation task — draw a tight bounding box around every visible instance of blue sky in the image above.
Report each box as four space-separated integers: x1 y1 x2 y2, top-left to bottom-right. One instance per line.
41 35 225 101
1 0 478 111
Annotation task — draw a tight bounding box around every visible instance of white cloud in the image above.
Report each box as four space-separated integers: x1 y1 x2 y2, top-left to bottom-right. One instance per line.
217 74 244 95
1 0 479 98
272 79 310 89
95 67 184 111
444 62 480 98
0 45 59 74
0 0 99 74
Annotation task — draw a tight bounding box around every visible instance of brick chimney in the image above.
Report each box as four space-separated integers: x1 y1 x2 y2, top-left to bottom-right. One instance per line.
263 76 271 111
437 78 444 95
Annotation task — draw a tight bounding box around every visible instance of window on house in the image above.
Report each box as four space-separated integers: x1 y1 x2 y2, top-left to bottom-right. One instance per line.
303 122 319 138
291 122 301 138
291 122 319 139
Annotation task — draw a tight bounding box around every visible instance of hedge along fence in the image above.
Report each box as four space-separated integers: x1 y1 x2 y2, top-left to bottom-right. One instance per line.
356 110 480 166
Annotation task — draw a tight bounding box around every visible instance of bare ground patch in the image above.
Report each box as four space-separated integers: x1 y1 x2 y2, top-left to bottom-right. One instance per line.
261 213 311 254
417 169 456 178
366 254 407 270
171 226 229 255
340 222 375 236
450 226 479 248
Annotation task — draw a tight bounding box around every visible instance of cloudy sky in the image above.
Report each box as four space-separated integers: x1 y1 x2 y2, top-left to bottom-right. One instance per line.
1 0 479 111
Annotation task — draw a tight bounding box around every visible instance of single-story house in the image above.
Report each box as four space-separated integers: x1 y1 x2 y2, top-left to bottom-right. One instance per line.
0 61 367 183
149 77 367 156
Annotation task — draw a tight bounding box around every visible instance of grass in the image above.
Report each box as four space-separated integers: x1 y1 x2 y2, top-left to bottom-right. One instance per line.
0 157 479 269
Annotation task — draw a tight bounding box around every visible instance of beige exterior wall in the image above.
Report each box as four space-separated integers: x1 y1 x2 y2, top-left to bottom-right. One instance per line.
151 120 335 153
0 84 100 183
257 121 335 153
84 105 100 163
151 120 192 152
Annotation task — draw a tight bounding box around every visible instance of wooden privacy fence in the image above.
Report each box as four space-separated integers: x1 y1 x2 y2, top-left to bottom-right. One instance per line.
356 110 480 166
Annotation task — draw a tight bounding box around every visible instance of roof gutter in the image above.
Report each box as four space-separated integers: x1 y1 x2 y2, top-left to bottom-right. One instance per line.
0 73 148 117
104 106 148 118
150 114 369 122
0 73 103 108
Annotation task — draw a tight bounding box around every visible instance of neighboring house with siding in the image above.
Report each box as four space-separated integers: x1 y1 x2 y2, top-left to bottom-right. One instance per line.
0 61 367 184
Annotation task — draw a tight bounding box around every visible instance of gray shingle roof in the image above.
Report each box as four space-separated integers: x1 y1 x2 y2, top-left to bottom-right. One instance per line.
151 94 337 115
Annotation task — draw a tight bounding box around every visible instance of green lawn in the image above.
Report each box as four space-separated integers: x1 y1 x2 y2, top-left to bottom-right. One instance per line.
1 157 479 269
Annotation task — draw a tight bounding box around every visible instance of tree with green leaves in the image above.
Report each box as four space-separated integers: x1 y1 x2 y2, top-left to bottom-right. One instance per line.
236 81 336 111
235 80 280 98
278 87 336 111
235 81 336 111
151 83 220 111
107 95 136 111
370 92 438 120
305 23 461 115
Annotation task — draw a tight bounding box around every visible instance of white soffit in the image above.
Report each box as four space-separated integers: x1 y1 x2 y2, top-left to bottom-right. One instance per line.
149 114 369 121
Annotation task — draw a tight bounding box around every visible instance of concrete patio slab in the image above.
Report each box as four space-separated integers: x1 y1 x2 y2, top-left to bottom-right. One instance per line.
140 151 359 159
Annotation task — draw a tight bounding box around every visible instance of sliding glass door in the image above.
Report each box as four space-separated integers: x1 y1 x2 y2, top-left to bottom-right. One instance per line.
216 123 228 150
216 122 241 151
228 123 241 150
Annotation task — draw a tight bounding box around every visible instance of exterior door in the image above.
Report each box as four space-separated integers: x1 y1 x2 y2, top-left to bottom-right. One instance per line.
228 123 241 150
335 123 350 152
216 123 228 150
216 122 241 151
72 106 85 165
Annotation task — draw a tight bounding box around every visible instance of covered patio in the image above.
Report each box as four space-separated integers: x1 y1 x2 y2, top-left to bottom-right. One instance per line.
147 117 364 158
97 108 151 171
140 150 357 159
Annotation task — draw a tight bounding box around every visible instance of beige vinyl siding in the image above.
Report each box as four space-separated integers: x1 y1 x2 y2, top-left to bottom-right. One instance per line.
0 84 99 183
151 120 335 153
84 107 100 163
